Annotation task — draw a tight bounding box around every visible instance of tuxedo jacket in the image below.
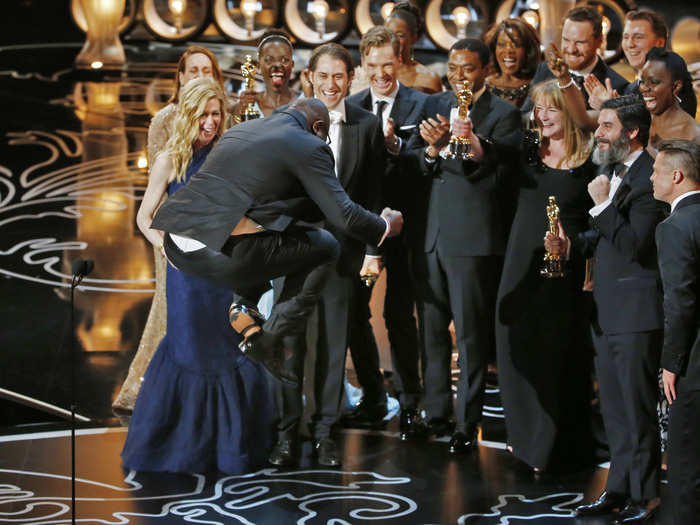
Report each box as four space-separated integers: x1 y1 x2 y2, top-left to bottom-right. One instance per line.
151 108 386 251
347 83 428 227
326 100 386 276
574 150 664 334
656 193 700 393
406 89 521 256
521 57 629 115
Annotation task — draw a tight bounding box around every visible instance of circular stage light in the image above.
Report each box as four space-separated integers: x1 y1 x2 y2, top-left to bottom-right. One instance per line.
141 0 210 43
212 0 281 44
284 0 351 46
425 0 490 51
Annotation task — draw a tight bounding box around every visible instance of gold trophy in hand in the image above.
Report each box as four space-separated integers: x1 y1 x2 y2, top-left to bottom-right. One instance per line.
541 195 566 278
240 55 261 121
447 80 474 160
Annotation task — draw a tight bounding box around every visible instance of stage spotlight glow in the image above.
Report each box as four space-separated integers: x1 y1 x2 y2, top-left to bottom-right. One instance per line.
452 6 470 40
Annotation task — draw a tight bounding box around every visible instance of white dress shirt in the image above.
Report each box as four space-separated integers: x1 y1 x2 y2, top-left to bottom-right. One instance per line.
327 101 346 178
671 190 700 212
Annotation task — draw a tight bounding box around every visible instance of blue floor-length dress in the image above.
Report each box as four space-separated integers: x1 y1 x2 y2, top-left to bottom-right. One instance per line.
122 145 275 474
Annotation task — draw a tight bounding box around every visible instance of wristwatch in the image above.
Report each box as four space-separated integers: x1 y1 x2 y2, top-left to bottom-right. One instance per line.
424 145 438 163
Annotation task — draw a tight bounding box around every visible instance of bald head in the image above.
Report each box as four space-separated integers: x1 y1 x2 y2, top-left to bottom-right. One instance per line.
291 98 330 135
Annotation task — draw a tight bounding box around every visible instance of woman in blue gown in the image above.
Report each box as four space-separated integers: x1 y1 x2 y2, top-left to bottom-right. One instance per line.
122 77 274 474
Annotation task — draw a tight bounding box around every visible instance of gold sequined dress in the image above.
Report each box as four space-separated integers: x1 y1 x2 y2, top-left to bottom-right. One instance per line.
112 103 175 412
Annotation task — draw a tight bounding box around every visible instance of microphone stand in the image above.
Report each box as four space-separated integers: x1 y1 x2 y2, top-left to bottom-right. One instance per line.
70 271 85 525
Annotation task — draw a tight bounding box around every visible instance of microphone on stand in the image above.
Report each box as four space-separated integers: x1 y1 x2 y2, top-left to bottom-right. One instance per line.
69 257 93 525
71 258 94 283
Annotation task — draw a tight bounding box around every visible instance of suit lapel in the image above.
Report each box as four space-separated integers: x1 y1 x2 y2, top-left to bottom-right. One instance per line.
390 84 416 124
358 89 372 113
338 101 359 188
468 90 491 129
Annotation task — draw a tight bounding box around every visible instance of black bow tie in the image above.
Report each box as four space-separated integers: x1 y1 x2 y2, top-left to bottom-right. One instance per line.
607 162 626 178
570 73 585 90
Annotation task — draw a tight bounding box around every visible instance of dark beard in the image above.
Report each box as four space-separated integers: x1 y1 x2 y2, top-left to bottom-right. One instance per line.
592 133 631 166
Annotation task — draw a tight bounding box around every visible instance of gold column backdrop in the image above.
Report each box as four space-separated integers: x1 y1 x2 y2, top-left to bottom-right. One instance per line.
70 82 152 353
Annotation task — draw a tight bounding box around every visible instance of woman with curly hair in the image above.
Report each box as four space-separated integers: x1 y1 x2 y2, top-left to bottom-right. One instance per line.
483 18 541 108
121 77 274 474
112 45 228 414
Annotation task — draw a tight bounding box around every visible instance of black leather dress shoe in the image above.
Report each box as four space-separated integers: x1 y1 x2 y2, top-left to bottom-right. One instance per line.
448 427 478 455
575 491 628 516
239 332 298 386
613 500 658 524
268 439 298 467
399 408 427 441
341 397 388 429
314 438 341 467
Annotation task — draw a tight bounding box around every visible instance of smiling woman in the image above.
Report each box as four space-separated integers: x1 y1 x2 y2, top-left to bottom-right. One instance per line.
483 18 541 108
232 29 300 119
640 47 700 156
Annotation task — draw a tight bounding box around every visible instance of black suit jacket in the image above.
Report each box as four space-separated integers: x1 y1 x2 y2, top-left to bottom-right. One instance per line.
327 100 386 275
575 150 664 334
151 108 386 251
407 89 521 256
347 83 428 225
521 57 629 115
656 192 700 393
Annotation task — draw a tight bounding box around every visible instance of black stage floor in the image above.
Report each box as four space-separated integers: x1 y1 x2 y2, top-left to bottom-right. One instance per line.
0 43 670 524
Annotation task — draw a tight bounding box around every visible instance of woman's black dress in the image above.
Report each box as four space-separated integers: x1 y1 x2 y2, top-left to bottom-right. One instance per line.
496 151 597 471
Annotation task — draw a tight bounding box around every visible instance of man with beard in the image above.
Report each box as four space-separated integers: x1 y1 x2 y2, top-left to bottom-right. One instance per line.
547 95 664 523
521 5 628 115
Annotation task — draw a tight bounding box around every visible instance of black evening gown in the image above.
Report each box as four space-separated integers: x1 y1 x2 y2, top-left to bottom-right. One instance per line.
496 151 596 472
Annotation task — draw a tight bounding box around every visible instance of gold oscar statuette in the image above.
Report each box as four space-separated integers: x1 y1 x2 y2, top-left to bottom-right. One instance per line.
360 272 379 287
447 80 474 160
541 195 566 278
240 55 261 121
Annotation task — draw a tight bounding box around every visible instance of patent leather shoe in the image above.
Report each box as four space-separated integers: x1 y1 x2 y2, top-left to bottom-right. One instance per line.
448 427 478 455
575 491 628 516
314 438 341 467
399 408 427 441
613 500 658 524
268 439 298 467
239 332 298 386
341 397 388 429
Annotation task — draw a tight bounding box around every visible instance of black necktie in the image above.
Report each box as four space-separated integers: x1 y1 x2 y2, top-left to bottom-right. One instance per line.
375 100 387 121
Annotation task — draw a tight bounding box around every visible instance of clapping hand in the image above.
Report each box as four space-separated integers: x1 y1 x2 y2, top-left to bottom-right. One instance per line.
584 76 618 110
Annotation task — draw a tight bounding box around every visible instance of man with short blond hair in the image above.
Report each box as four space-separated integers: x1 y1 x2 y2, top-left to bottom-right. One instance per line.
652 139 700 525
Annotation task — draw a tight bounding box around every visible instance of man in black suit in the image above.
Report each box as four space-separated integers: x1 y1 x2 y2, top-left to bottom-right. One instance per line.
651 139 700 525
407 38 521 454
151 98 403 384
546 96 664 523
521 5 628 115
268 44 387 467
343 26 427 437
